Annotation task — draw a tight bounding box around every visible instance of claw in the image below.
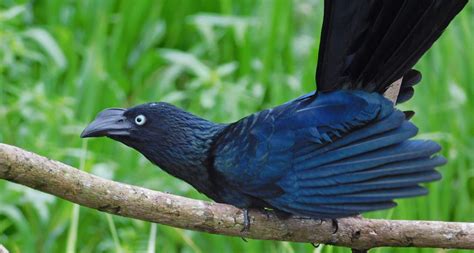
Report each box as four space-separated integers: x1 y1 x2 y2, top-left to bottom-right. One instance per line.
311 243 320 248
331 219 339 234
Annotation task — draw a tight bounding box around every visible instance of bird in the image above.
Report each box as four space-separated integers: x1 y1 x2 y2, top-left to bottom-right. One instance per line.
81 0 468 231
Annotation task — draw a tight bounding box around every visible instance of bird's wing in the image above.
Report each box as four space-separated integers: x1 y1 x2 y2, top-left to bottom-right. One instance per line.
211 91 444 218
315 0 467 98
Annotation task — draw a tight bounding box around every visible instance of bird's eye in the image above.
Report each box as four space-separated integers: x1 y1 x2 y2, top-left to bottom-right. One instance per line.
134 115 146 126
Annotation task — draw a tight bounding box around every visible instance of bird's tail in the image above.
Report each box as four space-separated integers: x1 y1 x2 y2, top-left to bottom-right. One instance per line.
273 108 446 218
316 0 468 95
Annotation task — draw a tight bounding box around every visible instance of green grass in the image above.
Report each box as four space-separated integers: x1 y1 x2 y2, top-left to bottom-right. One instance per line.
1 0 473 252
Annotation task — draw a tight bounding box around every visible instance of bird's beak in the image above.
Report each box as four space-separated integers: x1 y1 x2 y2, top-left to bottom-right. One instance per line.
81 108 131 138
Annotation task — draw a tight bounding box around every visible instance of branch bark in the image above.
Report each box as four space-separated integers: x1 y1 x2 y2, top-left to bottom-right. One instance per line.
384 77 403 104
0 244 9 253
0 143 473 251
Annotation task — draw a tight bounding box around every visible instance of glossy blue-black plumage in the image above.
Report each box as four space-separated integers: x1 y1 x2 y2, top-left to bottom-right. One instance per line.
211 91 444 218
81 0 467 220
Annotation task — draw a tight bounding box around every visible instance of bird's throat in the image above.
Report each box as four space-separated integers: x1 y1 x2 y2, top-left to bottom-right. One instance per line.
120 112 225 197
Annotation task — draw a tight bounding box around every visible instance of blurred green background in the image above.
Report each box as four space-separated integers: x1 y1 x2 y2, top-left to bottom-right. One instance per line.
0 0 473 252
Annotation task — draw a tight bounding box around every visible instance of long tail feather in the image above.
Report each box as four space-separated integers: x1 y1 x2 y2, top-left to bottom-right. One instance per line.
316 0 467 94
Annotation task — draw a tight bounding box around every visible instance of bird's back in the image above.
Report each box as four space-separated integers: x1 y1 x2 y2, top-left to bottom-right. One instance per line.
210 91 444 218
201 0 468 217
81 0 468 219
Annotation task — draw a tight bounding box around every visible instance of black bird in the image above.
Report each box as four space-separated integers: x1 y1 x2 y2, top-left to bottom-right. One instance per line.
81 0 468 227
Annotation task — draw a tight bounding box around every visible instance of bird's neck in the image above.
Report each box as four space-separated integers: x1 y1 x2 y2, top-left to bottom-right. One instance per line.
128 111 225 196
154 119 224 176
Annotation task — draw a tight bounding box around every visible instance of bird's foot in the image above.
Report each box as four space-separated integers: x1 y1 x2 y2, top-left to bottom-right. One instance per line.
240 208 251 233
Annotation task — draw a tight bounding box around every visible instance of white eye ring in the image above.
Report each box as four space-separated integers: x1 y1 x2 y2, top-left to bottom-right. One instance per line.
134 115 146 126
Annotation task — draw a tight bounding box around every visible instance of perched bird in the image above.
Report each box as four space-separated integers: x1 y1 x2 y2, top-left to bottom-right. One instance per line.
81 0 468 229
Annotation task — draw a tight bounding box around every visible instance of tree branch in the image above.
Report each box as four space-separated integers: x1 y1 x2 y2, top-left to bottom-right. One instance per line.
0 143 473 251
0 244 9 253
384 77 403 104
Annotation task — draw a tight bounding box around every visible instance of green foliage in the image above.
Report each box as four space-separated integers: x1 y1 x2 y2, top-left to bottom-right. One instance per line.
0 0 473 252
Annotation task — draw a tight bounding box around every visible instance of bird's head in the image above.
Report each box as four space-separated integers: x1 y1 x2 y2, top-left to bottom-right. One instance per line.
81 102 173 143
80 102 223 179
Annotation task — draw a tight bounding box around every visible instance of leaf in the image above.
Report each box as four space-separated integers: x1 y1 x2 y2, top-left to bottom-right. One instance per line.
23 28 67 70
187 13 257 28
160 49 210 79
449 82 467 106
0 5 26 21
216 62 238 77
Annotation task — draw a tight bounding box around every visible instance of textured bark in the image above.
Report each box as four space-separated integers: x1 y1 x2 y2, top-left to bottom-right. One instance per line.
0 143 473 250
0 245 9 253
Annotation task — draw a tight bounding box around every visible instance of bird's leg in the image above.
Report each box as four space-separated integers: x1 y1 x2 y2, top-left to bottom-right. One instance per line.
241 208 251 233
241 208 285 234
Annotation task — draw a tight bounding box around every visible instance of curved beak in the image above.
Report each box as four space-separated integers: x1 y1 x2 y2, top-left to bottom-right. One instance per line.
81 108 131 138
